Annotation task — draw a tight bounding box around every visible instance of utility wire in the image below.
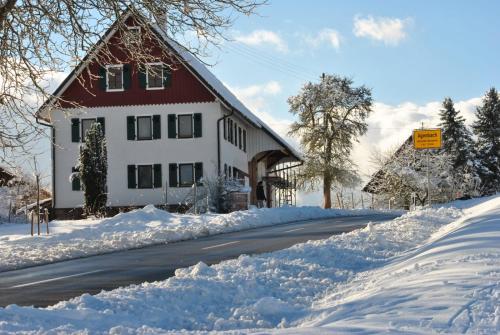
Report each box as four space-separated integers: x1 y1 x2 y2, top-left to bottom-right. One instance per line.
224 43 318 82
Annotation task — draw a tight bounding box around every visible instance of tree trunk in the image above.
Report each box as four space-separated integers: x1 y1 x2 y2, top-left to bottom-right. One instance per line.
323 173 332 208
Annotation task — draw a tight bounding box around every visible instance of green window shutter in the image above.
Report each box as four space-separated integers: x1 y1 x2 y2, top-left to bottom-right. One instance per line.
194 162 203 185
193 113 202 138
223 118 227 140
97 117 105 135
238 127 242 149
153 164 162 188
230 119 234 144
127 165 136 189
138 65 147 89
71 118 80 142
168 114 176 138
99 66 107 91
71 167 80 191
169 163 178 187
163 65 172 87
234 123 238 147
123 64 132 89
243 129 247 152
127 116 136 140
152 115 161 139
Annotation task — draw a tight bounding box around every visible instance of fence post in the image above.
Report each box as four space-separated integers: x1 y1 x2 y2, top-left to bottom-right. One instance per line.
193 183 198 215
45 208 49 235
30 212 34 236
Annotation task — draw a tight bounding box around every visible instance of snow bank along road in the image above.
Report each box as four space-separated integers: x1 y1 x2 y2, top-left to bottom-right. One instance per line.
0 197 497 334
0 213 396 307
0 205 386 272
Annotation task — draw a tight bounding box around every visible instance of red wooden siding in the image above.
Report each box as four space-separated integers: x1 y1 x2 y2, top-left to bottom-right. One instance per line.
59 19 215 108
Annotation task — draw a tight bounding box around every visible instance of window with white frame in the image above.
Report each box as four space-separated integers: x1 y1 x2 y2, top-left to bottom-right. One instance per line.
107 65 123 91
126 26 141 43
81 119 97 139
179 163 194 187
178 114 193 138
137 165 153 189
147 63 163 89
137 116 152 140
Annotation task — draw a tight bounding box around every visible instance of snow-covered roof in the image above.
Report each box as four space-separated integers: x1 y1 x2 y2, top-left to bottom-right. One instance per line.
152 26 302 161
36 10 301 161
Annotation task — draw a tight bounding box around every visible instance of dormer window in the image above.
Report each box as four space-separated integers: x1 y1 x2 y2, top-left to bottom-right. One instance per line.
106 64 124 91
147 63 164 90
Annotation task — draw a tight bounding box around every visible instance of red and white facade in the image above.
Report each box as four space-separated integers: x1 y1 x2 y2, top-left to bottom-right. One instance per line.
36 11 301 218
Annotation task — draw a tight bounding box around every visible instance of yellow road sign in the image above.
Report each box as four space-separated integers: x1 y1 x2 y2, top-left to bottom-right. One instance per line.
413 128 442 149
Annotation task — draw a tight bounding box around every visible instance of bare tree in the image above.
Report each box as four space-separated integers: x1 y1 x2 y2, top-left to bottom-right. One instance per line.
0 0 264 161
366 139 460 208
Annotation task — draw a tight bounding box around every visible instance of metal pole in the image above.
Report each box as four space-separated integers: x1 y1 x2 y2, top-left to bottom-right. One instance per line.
427 150 431 207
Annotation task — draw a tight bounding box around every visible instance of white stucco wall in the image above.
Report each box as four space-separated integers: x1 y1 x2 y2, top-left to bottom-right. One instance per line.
51 102 242 208
219 109 251 177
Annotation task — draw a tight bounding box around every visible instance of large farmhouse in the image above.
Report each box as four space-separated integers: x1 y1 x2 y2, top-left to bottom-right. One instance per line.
36 10 301 219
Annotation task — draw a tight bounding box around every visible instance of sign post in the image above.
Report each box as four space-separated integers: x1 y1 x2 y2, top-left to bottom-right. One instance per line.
413 128 442 207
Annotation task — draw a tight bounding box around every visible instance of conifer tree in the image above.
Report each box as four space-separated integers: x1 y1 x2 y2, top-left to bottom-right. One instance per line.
79 122 107 217
288 74 372 208
438 97 478 197
438 97 474 168
472 88 500 194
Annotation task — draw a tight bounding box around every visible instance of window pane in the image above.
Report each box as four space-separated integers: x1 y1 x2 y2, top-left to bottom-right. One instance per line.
81 119 95 140
148 65 163 88
108 66 123 90
178 115 193 138
179 164 193 186
138 165 153 188
137 116 152 140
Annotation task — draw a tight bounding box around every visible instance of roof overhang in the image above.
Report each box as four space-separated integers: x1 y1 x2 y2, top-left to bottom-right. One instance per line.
35 9 302 161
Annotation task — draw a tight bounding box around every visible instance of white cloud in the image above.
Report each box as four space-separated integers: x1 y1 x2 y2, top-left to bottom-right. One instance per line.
234 30 288 52
305 28 342 49
353 15 411 45
229 80 483 206
228 81 299 149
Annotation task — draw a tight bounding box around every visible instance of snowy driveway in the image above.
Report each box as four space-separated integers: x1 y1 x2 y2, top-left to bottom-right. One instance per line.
0 213 396 307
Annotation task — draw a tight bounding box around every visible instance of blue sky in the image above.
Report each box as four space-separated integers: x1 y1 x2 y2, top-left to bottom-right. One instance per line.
213 0 499 105
34 1 500 204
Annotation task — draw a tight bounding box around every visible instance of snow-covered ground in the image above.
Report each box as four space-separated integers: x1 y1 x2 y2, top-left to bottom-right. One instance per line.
1 195 499 334
0 205 379 271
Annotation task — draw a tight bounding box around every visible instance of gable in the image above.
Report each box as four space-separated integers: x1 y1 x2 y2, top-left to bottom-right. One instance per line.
57 17 215 110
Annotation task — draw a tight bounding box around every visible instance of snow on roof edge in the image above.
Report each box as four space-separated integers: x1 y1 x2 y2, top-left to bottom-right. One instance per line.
152 26 302 160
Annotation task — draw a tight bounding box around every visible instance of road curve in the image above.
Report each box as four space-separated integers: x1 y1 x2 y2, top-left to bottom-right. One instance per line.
0 213 397 307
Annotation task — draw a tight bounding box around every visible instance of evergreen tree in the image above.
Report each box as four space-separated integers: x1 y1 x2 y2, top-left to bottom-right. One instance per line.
438 97 478 197
79 122 107 217
472 88 500 194
438 97 474 168
288 74 372 208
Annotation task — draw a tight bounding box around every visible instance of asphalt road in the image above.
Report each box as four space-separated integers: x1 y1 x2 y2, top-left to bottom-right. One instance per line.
0 213 397 307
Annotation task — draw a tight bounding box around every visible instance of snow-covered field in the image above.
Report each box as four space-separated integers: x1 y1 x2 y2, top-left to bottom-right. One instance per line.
0 205 378 271
1 195 499 334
